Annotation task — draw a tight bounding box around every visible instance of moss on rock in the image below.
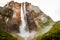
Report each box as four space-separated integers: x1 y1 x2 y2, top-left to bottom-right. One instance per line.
33 21 60 40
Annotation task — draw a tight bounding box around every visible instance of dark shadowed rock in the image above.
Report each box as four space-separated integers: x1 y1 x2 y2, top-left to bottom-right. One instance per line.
4 1 21 33
25 2 54 32
0 7 13 32
26 11 37 32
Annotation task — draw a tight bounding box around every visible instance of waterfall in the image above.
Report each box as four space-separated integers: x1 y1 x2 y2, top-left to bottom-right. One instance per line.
17 3 36 40
17 3 29 38
20 3 26 35
19 3 27 37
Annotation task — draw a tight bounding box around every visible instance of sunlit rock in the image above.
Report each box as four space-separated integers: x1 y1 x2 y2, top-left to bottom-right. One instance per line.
5 1 21 33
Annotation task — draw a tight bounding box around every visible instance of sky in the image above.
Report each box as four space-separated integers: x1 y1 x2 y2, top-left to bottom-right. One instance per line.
0 0 60 21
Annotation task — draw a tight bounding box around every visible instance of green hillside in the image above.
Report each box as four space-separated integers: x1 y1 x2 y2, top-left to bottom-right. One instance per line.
33 21 60 40
0 30 20 40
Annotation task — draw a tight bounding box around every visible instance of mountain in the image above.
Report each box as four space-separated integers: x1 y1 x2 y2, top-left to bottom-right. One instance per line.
0 1 53 33
0 1 54 40
33 21 60 40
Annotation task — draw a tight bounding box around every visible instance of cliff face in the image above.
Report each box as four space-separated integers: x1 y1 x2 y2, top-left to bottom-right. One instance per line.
4 1 21 33
0 1 21 33
0 1 53 34
5 1 21 24
25 2 53 31
0 7 13 32
0 1 55 40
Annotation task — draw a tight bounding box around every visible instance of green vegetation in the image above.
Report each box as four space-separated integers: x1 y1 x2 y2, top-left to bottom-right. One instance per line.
0 30 19 40
41 16 53 27
33 21 60 40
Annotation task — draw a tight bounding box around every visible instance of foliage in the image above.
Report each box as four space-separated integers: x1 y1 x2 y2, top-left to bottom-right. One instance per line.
0 30 18 40
33 21 60 40
41 16 53 27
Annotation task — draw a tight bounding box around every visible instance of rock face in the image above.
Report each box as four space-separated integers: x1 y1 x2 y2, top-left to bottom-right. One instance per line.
5 1 21 25
4 1 21 33
0 1 21 33
0 1 53 33
0 7 13 32
26 11 38 31
25 2 53 31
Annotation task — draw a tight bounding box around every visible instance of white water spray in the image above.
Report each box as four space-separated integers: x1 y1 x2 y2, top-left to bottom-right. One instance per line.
17 3 37 40
19 3 28 37
17 3 29 38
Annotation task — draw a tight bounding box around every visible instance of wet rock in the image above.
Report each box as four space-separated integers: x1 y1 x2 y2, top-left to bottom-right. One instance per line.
25 2 53 32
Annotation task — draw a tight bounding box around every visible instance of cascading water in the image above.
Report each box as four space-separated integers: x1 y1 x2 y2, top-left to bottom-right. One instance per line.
17 3 29 40
19 3 28 37
17 3 37 40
